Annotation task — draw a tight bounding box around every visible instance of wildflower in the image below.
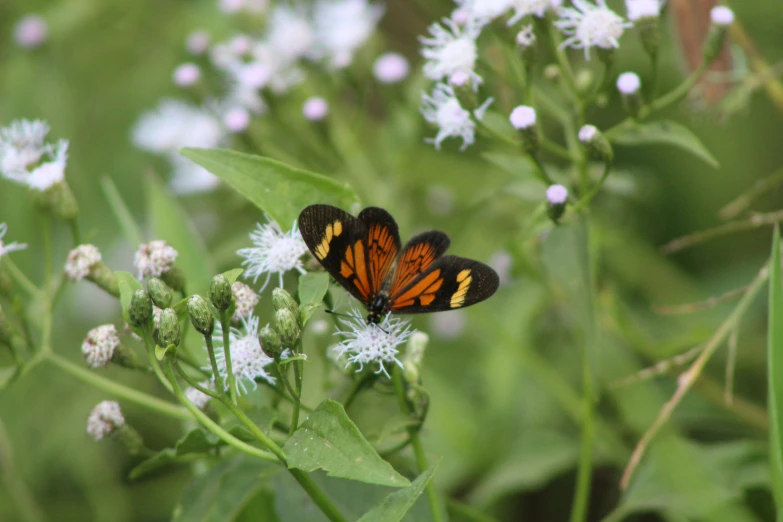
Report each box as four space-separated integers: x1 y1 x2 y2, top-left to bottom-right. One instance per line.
22 140 69 191
0 119 49 177
86 401 125 441
554 0 631 60
231 282 259 322
185 382 213 409
703 6 734 64
302 97 329 121
373 53 410 84
236 61 271 90
516 25 536 47
81 324 120 368
312 0 384 68
266 6 316 63
173 63 201 87
333 310 413 377
132 99 224 154
616 71 641 94
134 240 178 280
546 184 568 204
710 6 734 26
578 124 598 142
223 107 251 133
65 244 102 281
0 223 27 258
579 124 613 161
625 0 663 21
508 0 562 25
237 220 308 290
509 105 536 129
420 17 482 89
186 31 210 55
14 15 48 49
213 314 276 394
421 83 493 151
454 0 513 24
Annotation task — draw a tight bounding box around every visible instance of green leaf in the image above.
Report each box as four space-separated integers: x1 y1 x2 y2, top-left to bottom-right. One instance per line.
130 429 217 479
609 120 719 168
116 271 143 334
180 148 358 231
145 173 214 293
101 176 143 246
357 462 439 522
481 152 537 179
480 111 517 142
768 225 783 514
222 268 244 284
298 272 330 307
0 366 19 390
283 400 410 487
154 345 168 360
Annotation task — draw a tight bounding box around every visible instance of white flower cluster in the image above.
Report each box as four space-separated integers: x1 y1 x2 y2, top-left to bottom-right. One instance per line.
185 381 213 409
134 240 178 280
212 314 276 394
81 324 120 368
86 401 125 441
231 281 260 322
65 244 102 281
333 311 413 378
0 223 27 259
237 220 308 290
0 119 69 191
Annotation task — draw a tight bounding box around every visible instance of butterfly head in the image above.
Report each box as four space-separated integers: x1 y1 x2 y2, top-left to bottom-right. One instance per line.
366 293 390 324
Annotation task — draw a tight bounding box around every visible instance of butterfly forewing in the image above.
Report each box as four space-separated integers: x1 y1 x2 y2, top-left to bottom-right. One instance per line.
390 255 499 314
357 207 401 295
390 231 450 294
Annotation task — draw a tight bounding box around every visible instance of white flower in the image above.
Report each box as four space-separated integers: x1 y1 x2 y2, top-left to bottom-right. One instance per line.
223 107 251 133
578 124 599 143
625 0 663 21
65 244 102 281
373 53 410 84
0 223 27 258
454 0 513 24
421 83 493 151
186 31 210 55
554 0 631 59
333 310 413 377
237 220 308 290
248 41 306 94
312 0 384 68
173 63 202 87
710 6 734 26
81 324 120 368
546 184 568 204
168 154 221 195
509 105 537 129
303 97 329 121
213 314 275 394
266 6 316 63
14 15 48 49
0 119 49 177
134 240 178 280
516 25 536 46
508 0 561 25
185 382 213 409
617 71 641 94
231 281 260 322
420 18 482 89
24 140 68 191
132 99 224 154
86 401 125 441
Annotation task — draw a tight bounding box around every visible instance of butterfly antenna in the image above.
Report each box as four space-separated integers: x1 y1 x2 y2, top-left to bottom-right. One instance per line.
325 309 356 320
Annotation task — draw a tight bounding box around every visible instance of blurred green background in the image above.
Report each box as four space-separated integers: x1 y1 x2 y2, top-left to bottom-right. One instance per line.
2 0 783 521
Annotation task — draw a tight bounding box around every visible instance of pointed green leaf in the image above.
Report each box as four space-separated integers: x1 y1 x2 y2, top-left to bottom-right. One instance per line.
130 429 218 479
154 345 168 360
116 271 143 334
608 120 719 168
357 462 440 522
768 225 783 513
222 268 244 284
145 173 214 293
283 400 410 487
180 148 358 231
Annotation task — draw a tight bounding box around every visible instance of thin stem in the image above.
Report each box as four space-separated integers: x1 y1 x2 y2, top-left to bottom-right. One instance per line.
175 362 221 400
645 61 710 115
446 499 500 522
46 352 191 420
661 210 783 254
541 139 575 161
142 330 173 393
572 161 612 211
220 398 287 461
41 216 52 292
69 219 81 246
204 334 225 396
2 258 39 298
649 52 660 100
530 154 555 185
546 22 582 111
290 339 304 435
219 312 238 404
392 367 443 522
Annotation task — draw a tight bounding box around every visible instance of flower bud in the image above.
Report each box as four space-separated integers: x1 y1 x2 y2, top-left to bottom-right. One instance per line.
210 274 233 312
86 401 125 441
546 184 569 224
578 125 613 163
187 295 214 336
147 278 173 309
448 71 477 110
516 25 536 64
35 180 79 222
275 308 300 347
703 7 734 64
161 266 186 294
158 308 181 348
634 16 660 58
259 325 284 359
616 72 642 117
403 331 429 384
129 289 153 330
88 263 119 297
272 287 299 316
509 105 539 154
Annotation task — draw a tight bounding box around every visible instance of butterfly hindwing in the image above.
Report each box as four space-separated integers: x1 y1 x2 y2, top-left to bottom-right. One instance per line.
390 255 499 314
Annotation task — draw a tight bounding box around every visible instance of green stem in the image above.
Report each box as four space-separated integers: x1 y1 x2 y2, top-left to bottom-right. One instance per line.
392 367 443 522
69 219 81 246
645 61 709 115
204 334 225 396
221 399 287 461
220 312 238 404
572 161 612 212
42 216 52 292
47 352 191 420
542 139 575 161
290 339 304 435
446 498 500 522
2 258 39 298
142 330 173 393
546 22 583 112
530 154 556 185
175 362 221 400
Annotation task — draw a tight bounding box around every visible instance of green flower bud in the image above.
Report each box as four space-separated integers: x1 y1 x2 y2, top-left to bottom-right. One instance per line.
187 295 214 336
147 278 173 309
509 106 540 155
259 325 284 359
110 344 142 370
209 274 233 312
158 308 181 348
617 72 643 118
703 7 734 65
275 308 300 347
272 287 299 316
634 16 660 58
403 332 429 384
578 125 613 163
32 181 79 222
546 184 569 225
448 71 477 110
87 263 119 297
129 289 153 329
116 424 149 457
161 266 186 294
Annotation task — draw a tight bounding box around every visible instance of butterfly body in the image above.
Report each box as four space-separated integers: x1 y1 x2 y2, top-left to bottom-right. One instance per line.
299 204 499 324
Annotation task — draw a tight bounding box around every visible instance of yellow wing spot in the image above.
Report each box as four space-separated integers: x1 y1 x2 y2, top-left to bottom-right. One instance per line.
315 221 343 260
333 220 342 236
450 269 473 308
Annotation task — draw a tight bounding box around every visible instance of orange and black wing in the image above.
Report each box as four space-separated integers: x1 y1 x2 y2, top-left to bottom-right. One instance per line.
356 207 401 296
389 255 499 314
390 231 450 294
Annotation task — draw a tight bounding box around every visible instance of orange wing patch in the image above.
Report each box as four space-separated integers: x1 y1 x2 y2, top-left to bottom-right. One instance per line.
392 269 443 309
391 242 438 295
339 240 371 299
366 224 398 292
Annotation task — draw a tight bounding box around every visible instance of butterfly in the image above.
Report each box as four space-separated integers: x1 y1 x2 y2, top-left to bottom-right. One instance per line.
298 204 499 324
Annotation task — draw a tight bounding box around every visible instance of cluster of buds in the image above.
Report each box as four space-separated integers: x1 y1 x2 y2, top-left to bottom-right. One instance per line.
259 288 302 359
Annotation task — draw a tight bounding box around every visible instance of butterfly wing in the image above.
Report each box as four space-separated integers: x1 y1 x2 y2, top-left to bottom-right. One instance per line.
390 231 450 293
389 255 499 314
356 207 401 296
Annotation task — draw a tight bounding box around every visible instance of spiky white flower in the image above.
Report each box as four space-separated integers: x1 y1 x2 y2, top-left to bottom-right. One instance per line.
81 324 120 368
231 282 260 322
454 0 513 24
86 401 125 441
134 240 178 280
625 0 664 21
0 223 27 258
14 15 48 49
554 0 631 59
237 220 308 290
421 83 493 151
546 184 569 204
65 244 102 281
420 18 482 89
333 310 413 377
508 0 561 25
213 314 275 394
132 99 224 154
373 53 410 84
21 140 68 191
185 381 213 409
248 41 306 94
0 119 49 178
312 0 384 68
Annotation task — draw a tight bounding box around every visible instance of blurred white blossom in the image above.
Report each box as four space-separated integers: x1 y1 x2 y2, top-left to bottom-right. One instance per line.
554 0 631 59
237 220 308 290
134 240 178 280
14 15 48 49
421 83 493 150
86 401 125 441
81 324 120 368
0 223 28 259
65 244 102 281
420 17 482 89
